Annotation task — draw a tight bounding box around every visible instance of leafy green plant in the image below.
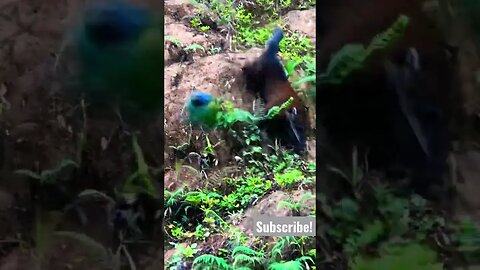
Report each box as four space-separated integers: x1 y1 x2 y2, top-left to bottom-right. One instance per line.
164 1 317 258
123 134 158 199
232 246 264 268
170 223 185 239
193 0 313 61
343 219 385 255
184 44 206 53
319 15 410 85
278 193 315 216
275 168 305 188
167 243 201 270
454 218 480 260
192 254 230 270
165 35 182 47
192 240 314 270
189 16 210 31
351 243 443 270
268 260 308 270
220 175 272 211
271 236 302 261
208 47 222 55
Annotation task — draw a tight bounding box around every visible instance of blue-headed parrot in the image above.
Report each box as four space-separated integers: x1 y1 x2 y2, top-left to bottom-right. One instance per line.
186 91 223 129
72 0 163 119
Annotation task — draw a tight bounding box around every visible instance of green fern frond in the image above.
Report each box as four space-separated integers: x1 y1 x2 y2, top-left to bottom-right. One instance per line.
123 134 158 198
300 193 315 202
165 187 185 207
271 237 300 261
278 201 296 210
293 75 316 88
351 243 443 270
344 219 385 255
319 14 409 85
296 256 314 265
233 254 258 267
184 44 206 53
266 97 294 119
269 260 304 270
307 249 316 258
165 35 183 46
232 246 258 257
192 254 231 270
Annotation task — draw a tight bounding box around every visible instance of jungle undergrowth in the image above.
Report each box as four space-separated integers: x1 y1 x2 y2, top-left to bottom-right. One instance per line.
314 36 480 270
165 96 316 268
315 146 480 269
14 132 163 270
190 237 315 270
308 11 480 269
165 1 318 266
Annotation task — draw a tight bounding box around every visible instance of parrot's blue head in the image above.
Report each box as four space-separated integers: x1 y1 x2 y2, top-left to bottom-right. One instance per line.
189 91 213 107
83 1 151 46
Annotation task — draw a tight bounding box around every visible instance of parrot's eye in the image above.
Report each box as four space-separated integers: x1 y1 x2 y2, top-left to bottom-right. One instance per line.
87 20 126 45
84 5 148 47
191 97 208 107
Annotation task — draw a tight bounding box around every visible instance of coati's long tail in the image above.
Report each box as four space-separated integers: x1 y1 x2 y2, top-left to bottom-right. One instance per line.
265 27 284 57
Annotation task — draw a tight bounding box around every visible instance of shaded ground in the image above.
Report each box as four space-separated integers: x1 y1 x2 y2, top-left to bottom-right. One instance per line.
0 0 164 269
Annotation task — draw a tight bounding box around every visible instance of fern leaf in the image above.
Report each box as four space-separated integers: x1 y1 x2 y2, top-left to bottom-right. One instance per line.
124 135 158 198
293 75 316 88
367 15 409 52
192 254 230 270
300 192 315 202
132 135 148 176
266 97 294 119
233 254 257 267
184 44 206 53
320 15 409 85
165 35 183 46
269 260 304 270
296 256 314 265
278 201 295 210
231 246 257 257
351 243 442 270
